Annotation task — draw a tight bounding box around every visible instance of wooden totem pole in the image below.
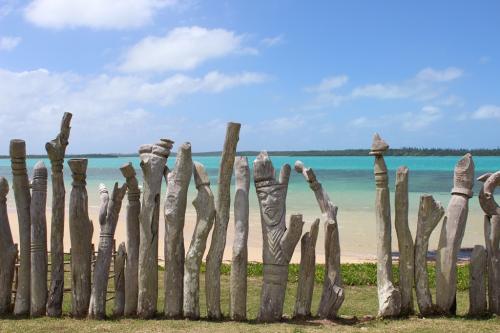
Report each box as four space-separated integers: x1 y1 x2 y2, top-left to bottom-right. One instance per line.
0 177 16 315
254 151 304 322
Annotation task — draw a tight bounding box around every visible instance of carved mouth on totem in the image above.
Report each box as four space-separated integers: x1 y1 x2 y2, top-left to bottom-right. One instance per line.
264 206 280 220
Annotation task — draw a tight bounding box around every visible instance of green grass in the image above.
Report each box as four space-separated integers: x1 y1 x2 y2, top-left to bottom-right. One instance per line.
1 264 496 333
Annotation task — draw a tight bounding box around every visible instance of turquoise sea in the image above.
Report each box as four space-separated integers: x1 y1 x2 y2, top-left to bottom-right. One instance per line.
1 155 499 261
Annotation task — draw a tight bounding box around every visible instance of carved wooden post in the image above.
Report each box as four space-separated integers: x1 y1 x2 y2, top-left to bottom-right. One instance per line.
164 143 192 318
137 139 173 319
468 245 487 316
370 133 401 317
0 177 16 315
294 160 344 318
114 242 126 317
10 139 31 316
294 219 319 318
394 166 414 315
183 162 215 319
30 161 48 317
436 153 474 314
206 122 240 319
414 194 444 316
478 171 500 314
254 152 304 322
120 162 141 317
68 158 93 318
89 183 127 319
230 156 250 321
46 112 72 317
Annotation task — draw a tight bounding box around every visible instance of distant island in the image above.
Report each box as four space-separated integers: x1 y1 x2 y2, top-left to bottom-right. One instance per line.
1 147 499 158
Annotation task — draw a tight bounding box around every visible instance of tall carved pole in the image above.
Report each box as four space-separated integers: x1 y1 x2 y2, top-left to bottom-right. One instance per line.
68 158 93 318
89 183 127 319
370 133 401 317
30 161 48 317
206 122 240 319
10 139 31 316
46 112 72 317
230 156 250 321
294 160 344 318
394 166 413 315
137 139 173 318
478 171 500 314
0 177 16 315
164 143 192 318
294 219 320 318
183 162 215 319
436 153 474 314
120 162 141 317
254 152 304 322
468 245 487 316
113 242 127 317
414 194 444 316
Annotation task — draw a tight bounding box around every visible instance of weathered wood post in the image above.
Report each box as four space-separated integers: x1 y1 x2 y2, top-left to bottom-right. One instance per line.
46 112 72 317
89 182 127 319
206 122 240 319
395 166 414 315
468 245 487 316
294 219 320 318
230 156 250 321
68 158 93 318
436 153 474 314
114 242 126 317
254 152 304 322
414 194 444 316
183 162 215 319
0 177 16 315
294 160 344 318
120 162 141 317
30 161 48 317
478 171 500 314
370 133 401 317
164 143 192 318
10 139 31 316
137 139 173 319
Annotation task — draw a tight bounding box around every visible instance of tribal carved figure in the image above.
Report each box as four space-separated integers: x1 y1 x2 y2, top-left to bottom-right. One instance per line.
254 151 304 322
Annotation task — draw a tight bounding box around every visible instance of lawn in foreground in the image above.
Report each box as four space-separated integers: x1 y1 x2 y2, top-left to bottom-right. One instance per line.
1 271 499 333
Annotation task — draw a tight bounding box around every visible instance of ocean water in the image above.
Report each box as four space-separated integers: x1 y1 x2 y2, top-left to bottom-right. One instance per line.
0 155 499 260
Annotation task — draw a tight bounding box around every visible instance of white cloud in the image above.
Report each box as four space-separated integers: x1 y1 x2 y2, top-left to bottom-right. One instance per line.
261 35 284 47
416 67 463 82
0 67 267 153
471 105 500 120
0 0 16 19
402 105 442 131
479 56 490 65
0 36 21 51
120 26 254 73
24 0 180 29
350 117 370 128
351 83 409 99
305 75 348 93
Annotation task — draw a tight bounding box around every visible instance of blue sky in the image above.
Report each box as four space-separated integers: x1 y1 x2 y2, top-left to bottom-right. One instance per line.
0 0 499 153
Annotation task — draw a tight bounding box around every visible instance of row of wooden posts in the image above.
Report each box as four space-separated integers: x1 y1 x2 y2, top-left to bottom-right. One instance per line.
0 113 499 322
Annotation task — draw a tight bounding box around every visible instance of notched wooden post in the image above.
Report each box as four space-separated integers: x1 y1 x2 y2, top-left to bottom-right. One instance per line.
294 160 344 319
370 133 401 317
206 122 240 319
89 182 127 319
30 161 48 317
184 162 215 319
120 162 141 317
137 139 173 319
436 153 474 314
414 194 444 316
294 219 320 318
468 245 487 316
254 152 303 322
114 242 127 317
10 139 31 316
68 158 93 318
164 142 192 318
46 112 72 317
230 156 250 321
478 171 500 314
0 177 16 315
